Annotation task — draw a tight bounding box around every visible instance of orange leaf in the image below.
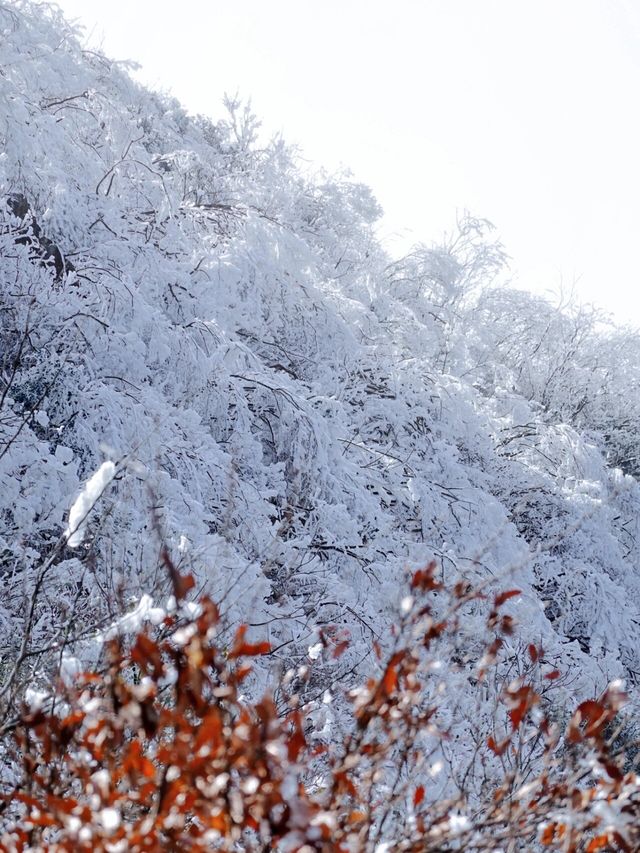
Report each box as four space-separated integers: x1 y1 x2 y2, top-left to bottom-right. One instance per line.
382 659 400 696
231 623 248 646
209 812 229 832
587 835 611 852
235 664 253 682
348 810 367 824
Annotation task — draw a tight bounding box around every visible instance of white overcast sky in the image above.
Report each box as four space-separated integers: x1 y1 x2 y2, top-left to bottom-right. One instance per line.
55 0 640 324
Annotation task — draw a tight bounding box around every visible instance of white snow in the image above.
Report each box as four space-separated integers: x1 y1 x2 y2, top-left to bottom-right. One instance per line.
66 461 116 548
99 807 121 833
60 655 82 685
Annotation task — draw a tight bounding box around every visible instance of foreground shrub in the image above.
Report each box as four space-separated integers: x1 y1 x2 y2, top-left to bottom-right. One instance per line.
0 557 637 851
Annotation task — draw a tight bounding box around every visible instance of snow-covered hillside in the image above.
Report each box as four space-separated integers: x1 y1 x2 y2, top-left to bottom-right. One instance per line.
3 0 640 764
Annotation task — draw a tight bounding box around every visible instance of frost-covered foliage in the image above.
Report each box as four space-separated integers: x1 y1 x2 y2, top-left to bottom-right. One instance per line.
2 0 640 788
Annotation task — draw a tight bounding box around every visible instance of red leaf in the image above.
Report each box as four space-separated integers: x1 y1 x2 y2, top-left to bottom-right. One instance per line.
567 699 610 743
603 761 624 781
528 643 539 663
423 620 447 646
413 785 425 807
487 735 509 756
410 561 442 592
453 580 473 599
505 685 538 730
229 641 271 659
544 670 561 680
509 706 525 730
228 624 271 658
334 771 357 798
499 614 515 635
287 710 306 762
494 589 521 607
161 547 195 601
332 640 350 659
487 637 503 657
575 699 608 737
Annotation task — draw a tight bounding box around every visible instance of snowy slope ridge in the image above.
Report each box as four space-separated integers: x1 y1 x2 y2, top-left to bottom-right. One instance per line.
3 0 640 740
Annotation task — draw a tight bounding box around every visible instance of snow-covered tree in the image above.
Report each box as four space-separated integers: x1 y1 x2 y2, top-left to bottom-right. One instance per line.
2 0 640 808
